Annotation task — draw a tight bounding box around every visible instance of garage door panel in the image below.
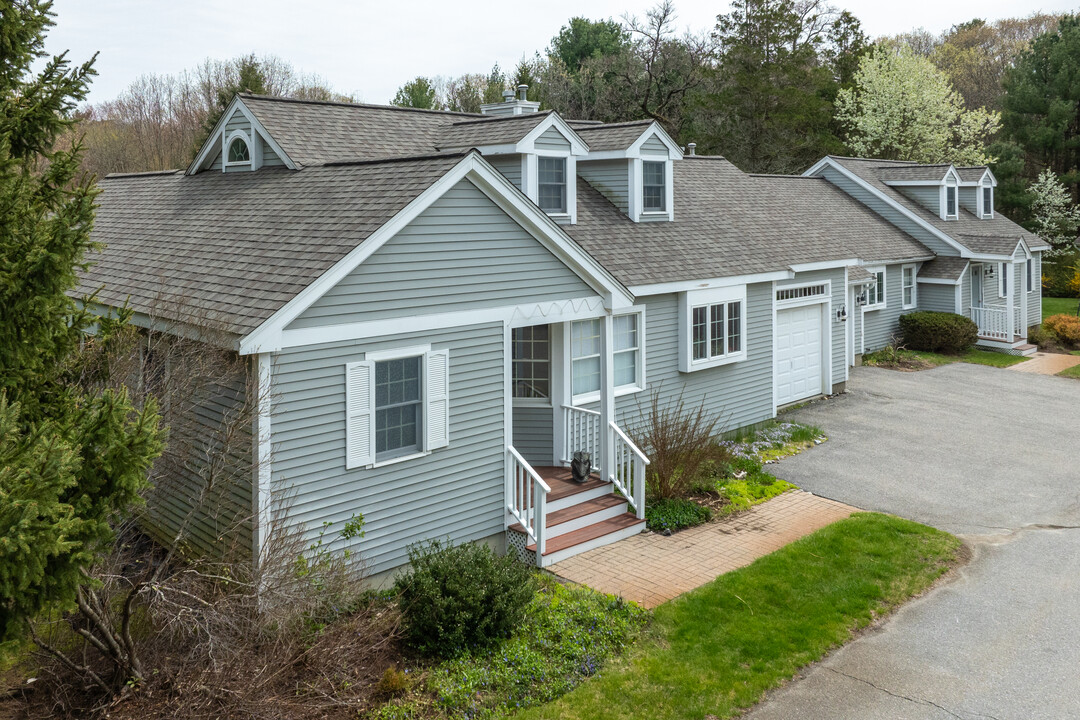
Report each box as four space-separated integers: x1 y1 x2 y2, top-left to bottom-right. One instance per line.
775 304 823 406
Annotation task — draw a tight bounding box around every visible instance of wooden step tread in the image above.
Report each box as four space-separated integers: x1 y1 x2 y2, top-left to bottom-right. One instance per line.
527 513 644 556
545 476 607 502
508 495 626 534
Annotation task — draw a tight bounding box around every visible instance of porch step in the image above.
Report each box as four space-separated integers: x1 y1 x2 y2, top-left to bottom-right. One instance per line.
508 495 628 537
532 466 613 512
526 513 646 566
1016 343 1038 356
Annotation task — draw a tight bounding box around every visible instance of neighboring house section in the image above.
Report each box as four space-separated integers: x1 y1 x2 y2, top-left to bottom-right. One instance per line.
78 91 1055 578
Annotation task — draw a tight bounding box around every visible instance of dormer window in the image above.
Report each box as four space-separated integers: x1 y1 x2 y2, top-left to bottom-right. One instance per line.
945 184 957 218
981 184 993 218
643 161 666 212
228 137 250 163
537 156 567 214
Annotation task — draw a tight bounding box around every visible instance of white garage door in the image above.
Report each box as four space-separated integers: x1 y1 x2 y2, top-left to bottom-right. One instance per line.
775 304 823 406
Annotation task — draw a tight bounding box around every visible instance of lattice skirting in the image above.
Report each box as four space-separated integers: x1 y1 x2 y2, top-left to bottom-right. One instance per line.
506 528 536 566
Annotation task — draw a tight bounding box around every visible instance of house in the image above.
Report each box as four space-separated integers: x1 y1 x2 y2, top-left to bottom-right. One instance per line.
77 89 1047 577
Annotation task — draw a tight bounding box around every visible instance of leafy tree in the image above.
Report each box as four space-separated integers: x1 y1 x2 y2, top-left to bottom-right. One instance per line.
1001 15 1080 200
550 17 629 73
391 76 440 109
836 43 1000 165
1029 169 1080 256
198 53 268 142
0 0 163 667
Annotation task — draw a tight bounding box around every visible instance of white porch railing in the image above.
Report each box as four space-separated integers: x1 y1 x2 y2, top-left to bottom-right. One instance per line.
971 306 1009 340
1015 306 1025 336
506 445 550 563
561 405 602 471
609 421 649 519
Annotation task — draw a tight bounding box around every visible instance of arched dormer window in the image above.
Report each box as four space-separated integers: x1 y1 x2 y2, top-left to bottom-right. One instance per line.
228 137 250 163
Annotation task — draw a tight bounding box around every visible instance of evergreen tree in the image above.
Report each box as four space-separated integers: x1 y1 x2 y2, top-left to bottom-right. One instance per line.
549 17 629 73
0 0 163 645
391 76 441 109
198 53 268 143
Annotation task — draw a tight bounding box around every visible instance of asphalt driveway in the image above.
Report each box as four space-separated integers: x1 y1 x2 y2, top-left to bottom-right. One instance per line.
746 363 1080 720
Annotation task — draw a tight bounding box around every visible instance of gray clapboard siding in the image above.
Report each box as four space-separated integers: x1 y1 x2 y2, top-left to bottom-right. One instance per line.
959 186 979 215
861 264 911 352
270 322 506 576
961 265 972 316
486 155 522 190
640 134 669 157
898 186 940 214
208 109 284 172
818 166 958 257
141 357 252 560
607 283 775 437
578 160 630 214
1028 253 1042 328
512 405 554 466
289 179 595 329
534 126 571 152
917 283 957 314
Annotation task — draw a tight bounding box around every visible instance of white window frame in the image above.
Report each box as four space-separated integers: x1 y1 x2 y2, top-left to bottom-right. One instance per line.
641 160 667 212
568 309 646 404
944 183 958 219
679 286 747 372
999 262 1009 298
980 181 994 219
629 157 674 222
345 343 451 470
511 325 552 408
1027 258 1034 293
223 129 254 170
524 151 577 223
901 264 917 309
863 267 886 311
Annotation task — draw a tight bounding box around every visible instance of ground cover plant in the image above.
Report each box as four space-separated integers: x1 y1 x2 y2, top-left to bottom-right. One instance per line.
864 346 1029 370
517 513 962 720
368 575 648 719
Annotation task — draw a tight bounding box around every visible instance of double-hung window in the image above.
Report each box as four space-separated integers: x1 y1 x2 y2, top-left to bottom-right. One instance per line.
864 269 885 309
999 263 1009 297
642 161 666 212
538 156 567 214
690 300 742 362
945 185 957 218
345 347 449 469
901 265 916 309
570 314 644 398
1027 259 1034 293
982 184 993 218
512 325 550 400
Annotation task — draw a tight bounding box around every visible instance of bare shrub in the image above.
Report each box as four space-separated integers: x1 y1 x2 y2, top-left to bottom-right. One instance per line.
631 388 730 500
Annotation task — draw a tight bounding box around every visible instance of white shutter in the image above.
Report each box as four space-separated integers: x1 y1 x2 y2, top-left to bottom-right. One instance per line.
425 349 450 450
345 361 375 469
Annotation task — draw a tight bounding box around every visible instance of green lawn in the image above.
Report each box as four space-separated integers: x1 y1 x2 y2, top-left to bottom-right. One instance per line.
518 513 961 720
1058 364 1080 379
1043 296 1080 322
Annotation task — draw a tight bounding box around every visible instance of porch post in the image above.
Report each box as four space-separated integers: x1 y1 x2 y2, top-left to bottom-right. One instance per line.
598 312 615 484
1006 261 1016 341
1020 260 1029 337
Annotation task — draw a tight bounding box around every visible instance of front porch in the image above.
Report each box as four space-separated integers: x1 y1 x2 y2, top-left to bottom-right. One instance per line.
968 261 1037 356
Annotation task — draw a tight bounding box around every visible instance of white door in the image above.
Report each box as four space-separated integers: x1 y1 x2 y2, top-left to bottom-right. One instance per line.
775 304 823 406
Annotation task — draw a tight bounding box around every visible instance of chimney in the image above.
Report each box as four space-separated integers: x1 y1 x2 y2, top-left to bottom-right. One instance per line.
481 86 541 116
517 84 529 101
502 90 515 103
687 142 697 156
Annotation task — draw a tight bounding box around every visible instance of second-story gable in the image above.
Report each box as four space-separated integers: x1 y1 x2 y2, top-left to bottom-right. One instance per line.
189 99 294 174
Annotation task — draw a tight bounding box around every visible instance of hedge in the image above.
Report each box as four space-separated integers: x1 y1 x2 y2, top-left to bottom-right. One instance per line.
898 311 978 355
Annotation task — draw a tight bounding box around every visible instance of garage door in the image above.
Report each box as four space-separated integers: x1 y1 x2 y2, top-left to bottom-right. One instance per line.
775 304 823 406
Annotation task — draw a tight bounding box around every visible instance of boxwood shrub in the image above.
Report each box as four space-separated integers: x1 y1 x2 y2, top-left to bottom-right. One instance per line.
898 311 978 354
395 539 535 658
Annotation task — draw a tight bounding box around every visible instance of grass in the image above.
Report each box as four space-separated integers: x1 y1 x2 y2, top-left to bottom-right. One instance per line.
367 575 649 719
518 513 961 720
1043 296 1079 322
1058 364 1080 379
864 347 1028 370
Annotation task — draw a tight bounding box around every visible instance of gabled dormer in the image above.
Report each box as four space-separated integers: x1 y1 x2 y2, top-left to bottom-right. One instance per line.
958 167 996 219
574 121 682 223
187 95 295 174
881 164 962 221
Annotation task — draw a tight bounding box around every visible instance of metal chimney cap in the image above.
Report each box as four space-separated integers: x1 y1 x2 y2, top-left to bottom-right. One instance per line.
502 90 515 102
687 142 697 156
517 84 529 101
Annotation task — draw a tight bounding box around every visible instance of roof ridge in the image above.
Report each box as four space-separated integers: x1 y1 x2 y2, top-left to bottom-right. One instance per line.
448 111 552 128
103 169 182 179
749 173 821 179
322 150 471 168
682 154 728 160
573 119 654 130
239 93 485 118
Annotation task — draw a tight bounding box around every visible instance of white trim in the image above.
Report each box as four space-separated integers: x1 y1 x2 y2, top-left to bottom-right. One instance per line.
629 270 791 296
774 280 832 309
804 157 972 257
581 122 682 161
1027 258 1034 294
364 343 431 362
188 97 297 174
942 179 959 221
237 154 633 354
789 258 860 273
251 352 273 567
863 266 886 311
568 305 647 404
678 285 748 372
998 262 1009 299
901 263 917 309
772 282 832 410
955 266 965 314
978 177 995 219
516 113 590 156
917 276 962 286
636 157 673 221
223 129 254 171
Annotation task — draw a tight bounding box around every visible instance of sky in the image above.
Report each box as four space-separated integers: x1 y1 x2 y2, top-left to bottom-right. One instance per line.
46 0 1078 106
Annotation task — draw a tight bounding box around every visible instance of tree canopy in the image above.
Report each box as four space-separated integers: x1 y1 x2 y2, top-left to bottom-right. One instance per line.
549 17 630 72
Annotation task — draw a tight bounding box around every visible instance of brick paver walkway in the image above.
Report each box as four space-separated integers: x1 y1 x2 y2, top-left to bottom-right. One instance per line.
1008 351 1080 375
547 490 858 607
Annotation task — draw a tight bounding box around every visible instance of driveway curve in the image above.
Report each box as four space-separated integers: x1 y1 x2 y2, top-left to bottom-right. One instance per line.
747 364 1080 720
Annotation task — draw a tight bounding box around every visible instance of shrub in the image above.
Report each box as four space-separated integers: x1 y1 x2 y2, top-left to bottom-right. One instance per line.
898 311 978 354
1044 314 1080 348
395 539 535 658
632 389 731 499
645 497 712 532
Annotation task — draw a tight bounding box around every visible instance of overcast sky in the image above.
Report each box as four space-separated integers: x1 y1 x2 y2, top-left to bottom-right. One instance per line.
46 0 1076 105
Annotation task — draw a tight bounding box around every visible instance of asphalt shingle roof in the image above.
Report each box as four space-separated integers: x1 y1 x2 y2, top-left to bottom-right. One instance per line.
80 153 468 337
434 112 553 149
570 121 654 151
956 166 989 183
918 256 969 281
847 265 876 283
564 158 934 287
829 157 1051 254
880 165 951 183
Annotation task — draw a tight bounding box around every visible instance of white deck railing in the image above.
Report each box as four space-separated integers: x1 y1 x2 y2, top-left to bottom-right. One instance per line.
1015 306 1025 336
609 421 649 519
506 445 550 562
971 306 1009 340
562 405 602 470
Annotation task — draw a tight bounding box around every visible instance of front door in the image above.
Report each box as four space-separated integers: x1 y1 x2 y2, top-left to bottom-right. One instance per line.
971 264 983 308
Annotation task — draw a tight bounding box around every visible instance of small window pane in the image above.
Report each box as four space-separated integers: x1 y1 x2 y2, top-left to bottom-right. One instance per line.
946 186 957 216
228 137 250 163
512 325 550 399
572 356 601 395
727 301 741 354
692 306 708 360
709 304 725 357
614 350 636 387
983 186 992 215
571 319 601 358
643 161 666 211
538 156 566 213
614 314 637 351
375 356 422 458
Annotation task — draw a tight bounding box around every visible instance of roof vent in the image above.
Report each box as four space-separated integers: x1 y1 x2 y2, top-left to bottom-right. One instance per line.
502 90 515 103
517 84 529 101
687 142 696 156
